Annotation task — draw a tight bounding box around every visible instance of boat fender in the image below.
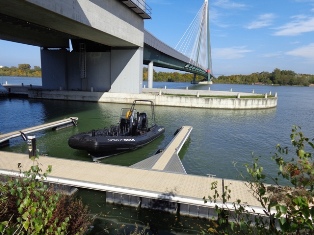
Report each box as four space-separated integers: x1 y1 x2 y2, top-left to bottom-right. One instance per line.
155 149 164 154
173 127 182 136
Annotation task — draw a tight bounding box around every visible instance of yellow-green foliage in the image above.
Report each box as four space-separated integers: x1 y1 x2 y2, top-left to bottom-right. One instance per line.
0 64 41 77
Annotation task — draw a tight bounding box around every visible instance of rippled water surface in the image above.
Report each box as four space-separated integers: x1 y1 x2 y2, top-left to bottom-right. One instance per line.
2 80 313 179
1 78 314 233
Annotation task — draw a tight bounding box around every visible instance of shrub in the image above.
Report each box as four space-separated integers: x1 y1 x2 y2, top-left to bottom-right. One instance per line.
0 159 92 234
204 126 314 234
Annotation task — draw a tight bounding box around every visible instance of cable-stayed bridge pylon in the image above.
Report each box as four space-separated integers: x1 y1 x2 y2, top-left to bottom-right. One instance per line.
175 0 213 83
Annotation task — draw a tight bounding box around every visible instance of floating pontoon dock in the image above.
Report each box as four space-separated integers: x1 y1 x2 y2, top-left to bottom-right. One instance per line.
0 125 266 218
130 126 192 174
0 117 78 147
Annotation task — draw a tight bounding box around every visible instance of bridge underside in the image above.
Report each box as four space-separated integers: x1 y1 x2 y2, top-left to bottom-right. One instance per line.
0 0 210 91
144 51 207 78
143 30 211 82
0 0 146 93
143 43 208 79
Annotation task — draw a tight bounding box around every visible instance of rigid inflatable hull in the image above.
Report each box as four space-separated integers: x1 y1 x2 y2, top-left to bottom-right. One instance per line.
68 125 165 156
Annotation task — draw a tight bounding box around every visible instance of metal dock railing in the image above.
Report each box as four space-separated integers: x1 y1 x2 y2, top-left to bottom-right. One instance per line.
0 117 78 147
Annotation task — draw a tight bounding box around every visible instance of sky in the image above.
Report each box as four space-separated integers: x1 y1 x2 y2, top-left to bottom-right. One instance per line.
1 0 314 76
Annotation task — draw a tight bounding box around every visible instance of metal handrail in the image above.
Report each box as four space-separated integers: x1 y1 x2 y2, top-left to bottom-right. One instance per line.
129 0 152 17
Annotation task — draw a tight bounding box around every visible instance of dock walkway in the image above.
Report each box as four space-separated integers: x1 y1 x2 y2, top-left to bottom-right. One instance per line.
131 126 192 174
0 117 78 147
0 151 264 218
152 126 192 171
0 125 267 218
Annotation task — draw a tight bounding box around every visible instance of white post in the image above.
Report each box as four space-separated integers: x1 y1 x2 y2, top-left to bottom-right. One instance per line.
148 61 154 88
237 93 240 98
197 92 199 97
265 93 268 98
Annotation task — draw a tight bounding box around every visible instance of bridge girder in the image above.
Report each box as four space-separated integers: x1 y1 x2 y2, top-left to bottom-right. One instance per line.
0 0 143 48
143 45 207 77
0 0 208 80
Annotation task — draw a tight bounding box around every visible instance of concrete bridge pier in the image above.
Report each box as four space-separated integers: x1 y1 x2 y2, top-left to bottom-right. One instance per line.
41 46 143 94
148 61 154 88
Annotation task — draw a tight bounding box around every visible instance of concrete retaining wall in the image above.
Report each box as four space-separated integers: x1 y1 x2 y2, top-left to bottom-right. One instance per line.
28 89 277 109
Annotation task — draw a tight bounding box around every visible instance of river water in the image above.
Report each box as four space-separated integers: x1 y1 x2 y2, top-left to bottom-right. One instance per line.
1 76 314 234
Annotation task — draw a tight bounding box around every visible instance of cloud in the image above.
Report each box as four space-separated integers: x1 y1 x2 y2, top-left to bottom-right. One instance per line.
213 46 252 59
274 15 314 36
290 41 301 44
261 52 283 58
246 13 276 29
286 43 314 59
212 0 247 9
210 8 231 28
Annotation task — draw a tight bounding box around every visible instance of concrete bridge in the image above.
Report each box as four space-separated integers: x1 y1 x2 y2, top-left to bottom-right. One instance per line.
0 0 208 94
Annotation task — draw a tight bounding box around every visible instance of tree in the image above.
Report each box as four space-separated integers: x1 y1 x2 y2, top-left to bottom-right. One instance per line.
18 64 31 71
0 65 41 77
33 66 41 71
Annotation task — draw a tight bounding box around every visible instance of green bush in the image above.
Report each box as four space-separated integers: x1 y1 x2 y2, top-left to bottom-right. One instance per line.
0 160 92 234
204 126 314 234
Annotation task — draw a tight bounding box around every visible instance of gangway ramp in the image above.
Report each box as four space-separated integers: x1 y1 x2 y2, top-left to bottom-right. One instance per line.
0 117 78 147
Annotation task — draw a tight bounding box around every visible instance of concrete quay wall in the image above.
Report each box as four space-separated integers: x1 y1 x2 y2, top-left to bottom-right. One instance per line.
29 89 277 109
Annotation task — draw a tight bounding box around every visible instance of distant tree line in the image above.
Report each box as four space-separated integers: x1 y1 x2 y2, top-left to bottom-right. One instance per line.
144 67 314 86
0 64 41 77
2 65 313 86
143 67 204 82
214 68 314 86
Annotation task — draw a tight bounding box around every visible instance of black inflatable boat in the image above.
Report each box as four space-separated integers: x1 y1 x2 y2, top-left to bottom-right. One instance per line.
68 100 165 159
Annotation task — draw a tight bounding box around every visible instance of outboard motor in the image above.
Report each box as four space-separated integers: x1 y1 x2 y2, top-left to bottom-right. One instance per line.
138 113 147 130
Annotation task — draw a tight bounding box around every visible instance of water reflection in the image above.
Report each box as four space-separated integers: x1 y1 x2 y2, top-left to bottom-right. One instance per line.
78 189 209 234
1 94 280 179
